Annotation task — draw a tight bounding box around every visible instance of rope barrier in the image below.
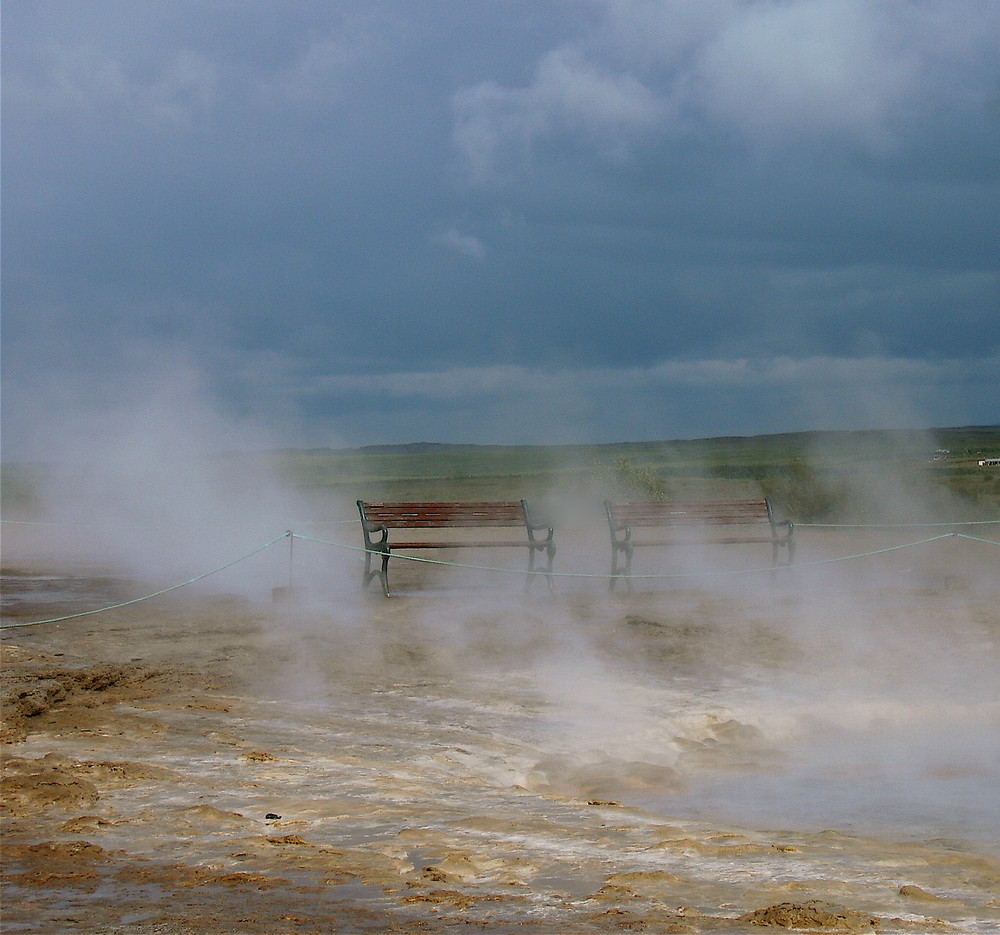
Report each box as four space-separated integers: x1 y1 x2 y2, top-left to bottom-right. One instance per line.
8 516 996 530
0 520 71 527
954 532 1000 546
291 531 981 580
797 519 1000 528
292 532 570 578
0 533 290 630
288 519 360 527
2 527 994 629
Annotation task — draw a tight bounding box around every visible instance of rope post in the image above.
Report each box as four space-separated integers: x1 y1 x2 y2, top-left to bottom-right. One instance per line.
272 530 301 604
2 533 292 630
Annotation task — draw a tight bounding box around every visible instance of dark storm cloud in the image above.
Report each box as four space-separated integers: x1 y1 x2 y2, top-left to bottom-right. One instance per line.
2 1 998 456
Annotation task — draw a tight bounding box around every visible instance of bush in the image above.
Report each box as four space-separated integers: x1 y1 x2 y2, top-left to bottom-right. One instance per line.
602 455 671 500
755 459 845 522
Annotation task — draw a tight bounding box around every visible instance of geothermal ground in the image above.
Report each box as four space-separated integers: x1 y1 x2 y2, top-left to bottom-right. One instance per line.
2 527 999 933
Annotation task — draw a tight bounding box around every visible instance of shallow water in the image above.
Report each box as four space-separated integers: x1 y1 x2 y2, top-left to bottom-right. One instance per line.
2 546 1000 933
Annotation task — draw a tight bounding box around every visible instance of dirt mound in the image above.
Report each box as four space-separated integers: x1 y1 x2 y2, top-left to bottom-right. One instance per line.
1 753 100 811
1 751 177 813
1 651 165 743
740 901 879 931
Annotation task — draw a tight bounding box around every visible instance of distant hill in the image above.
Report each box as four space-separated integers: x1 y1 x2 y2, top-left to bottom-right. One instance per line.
275 425 999 459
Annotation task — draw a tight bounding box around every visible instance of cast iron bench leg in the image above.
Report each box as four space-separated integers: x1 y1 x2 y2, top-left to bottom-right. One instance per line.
526 544 556 593
609 542 632 592
362 547 391 597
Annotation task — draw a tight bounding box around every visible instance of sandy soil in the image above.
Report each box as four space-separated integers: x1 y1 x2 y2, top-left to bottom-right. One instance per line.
2 532 999 933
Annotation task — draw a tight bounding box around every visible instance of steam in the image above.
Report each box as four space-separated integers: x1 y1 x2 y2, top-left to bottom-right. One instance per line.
11 347 315 598
4 347 996 851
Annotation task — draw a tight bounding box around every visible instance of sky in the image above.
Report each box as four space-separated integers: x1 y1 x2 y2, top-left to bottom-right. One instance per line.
3 0 999 459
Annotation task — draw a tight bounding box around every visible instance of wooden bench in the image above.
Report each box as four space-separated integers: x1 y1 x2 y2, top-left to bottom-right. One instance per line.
357 500 555 596
604 498 794 591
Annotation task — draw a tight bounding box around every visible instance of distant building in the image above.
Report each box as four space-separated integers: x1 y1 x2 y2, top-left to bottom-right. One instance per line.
979 458 1000 467
929 449 950 462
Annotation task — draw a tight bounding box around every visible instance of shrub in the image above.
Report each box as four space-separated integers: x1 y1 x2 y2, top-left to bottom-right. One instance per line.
603 455 671 501
755 459 846 522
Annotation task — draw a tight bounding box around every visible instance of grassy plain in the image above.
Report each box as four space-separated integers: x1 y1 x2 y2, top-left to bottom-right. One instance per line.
273 426 1000 523
4 426 999 525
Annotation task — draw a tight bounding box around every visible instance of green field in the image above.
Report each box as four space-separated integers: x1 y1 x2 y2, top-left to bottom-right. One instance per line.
274 426 1000 523
4 426 1000 525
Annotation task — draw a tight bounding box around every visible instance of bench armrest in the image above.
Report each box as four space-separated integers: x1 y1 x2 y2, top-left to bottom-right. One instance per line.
357 501 389 547
521 499 555 542
604 500 633 544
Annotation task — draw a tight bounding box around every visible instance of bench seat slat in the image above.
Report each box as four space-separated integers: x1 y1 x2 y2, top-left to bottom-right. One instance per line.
390 540 547 550
367 518 524 528
629 536 778 546
604 497 794 592
362 501 526 527
609 499 772 527
357 499 555 596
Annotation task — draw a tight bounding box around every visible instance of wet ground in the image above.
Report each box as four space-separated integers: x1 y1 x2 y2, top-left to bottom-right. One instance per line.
2 531 999 933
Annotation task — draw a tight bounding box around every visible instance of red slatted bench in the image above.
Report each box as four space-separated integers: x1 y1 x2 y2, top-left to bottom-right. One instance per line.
357 500 555 596
604 498 794 592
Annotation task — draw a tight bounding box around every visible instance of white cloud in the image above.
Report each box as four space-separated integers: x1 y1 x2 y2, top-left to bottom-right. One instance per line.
695 0 918 149
294 352 998 444
453 0 1000 177
303 353 1000 399
433 227 486 259
531 46 664 130
9 41 220 129
255 34 369 113
453 45 665 180
6 26 368 129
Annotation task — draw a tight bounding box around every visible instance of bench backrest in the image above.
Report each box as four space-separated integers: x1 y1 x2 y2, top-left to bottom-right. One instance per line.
359 501 528 529
606 498 774 529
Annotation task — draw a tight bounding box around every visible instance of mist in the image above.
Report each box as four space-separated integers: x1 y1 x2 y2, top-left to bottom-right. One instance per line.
5 348 315 599
250 492 998 851
3 348 996 856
